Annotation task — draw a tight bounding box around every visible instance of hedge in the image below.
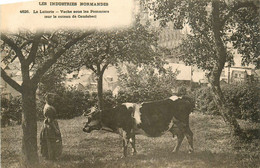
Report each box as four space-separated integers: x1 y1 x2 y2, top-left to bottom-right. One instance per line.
195 83 259 122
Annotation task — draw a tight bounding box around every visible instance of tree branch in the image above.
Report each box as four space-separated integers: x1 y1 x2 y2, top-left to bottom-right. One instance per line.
212 1 227 66
1 33 24 63
1 50 17 64
14 34 30 41
26 32 42 65
41 35 57 48
31 31 94 84
101 63 109 74
86 64 97 74
20 40 33 49
98 39 111 65
1 68 22 93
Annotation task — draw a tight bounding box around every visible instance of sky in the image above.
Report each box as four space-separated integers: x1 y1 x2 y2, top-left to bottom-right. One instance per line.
0 0 33 5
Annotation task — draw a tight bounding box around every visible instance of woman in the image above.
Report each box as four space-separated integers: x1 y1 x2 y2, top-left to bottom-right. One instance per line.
40 93 62 160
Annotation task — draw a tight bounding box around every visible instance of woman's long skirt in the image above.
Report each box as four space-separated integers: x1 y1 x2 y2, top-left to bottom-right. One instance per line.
40 120 62 160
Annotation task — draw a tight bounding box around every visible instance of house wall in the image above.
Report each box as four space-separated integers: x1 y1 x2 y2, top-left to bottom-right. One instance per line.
1 80 21 99
65 65 119 93
220 67 255 84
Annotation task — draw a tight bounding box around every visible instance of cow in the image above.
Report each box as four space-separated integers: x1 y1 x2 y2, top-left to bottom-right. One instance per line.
83 96 194 157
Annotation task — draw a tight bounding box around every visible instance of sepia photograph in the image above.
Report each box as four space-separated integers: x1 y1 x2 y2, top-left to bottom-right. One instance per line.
1 0 259 167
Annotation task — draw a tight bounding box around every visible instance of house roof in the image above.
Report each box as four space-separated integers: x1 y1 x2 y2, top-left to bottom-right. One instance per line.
166 63 192 81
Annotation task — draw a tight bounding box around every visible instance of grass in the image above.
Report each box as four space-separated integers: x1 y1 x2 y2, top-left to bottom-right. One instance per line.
1 113 260 168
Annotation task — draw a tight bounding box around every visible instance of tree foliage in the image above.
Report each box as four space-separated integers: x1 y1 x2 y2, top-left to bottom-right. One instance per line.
63 18 166 109
38 65 67 94
1 30 94 92
65 19 165 72
0 29 94 165
230 4 260 68
144 0 259 136
146 0 259 69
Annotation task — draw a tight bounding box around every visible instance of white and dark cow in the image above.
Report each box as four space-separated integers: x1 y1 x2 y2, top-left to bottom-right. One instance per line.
83 96 194 157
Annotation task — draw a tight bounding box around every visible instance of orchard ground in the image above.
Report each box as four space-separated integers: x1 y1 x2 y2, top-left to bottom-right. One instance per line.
1 113 260 168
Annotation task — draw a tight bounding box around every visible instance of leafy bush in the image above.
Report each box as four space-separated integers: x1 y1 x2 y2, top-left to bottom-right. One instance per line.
37 87 90 119
116 65 177 103
1 96 22 126
222 83 259 122
37 87 117 119
55 89 90 119
103 90 117 109
83 90 117 112
195 83 260 122
194 87 220 115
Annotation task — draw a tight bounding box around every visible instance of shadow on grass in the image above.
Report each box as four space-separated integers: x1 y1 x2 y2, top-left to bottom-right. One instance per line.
118 148 257 168
243 128 260 141
35 146 260 168
65 150 249 168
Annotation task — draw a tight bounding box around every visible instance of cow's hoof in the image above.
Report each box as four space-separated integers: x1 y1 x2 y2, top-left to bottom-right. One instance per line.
188 150 194 154
132 152 137 156
172 150 178 153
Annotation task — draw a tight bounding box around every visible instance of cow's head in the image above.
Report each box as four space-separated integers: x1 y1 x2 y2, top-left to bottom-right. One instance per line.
83 107 102 133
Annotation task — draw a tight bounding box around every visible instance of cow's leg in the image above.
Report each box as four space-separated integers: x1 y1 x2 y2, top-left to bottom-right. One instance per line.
129 134 137 155
122 137 129 157
184 127 194 153
120 129 129 157
171 127 184 153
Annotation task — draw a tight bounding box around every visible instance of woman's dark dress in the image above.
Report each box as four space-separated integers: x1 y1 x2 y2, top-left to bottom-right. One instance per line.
40 103 62 160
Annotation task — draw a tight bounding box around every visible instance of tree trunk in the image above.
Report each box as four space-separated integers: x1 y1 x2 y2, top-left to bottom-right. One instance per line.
97 73 104 111
208 74 242 136
210 1 242 136
21 82 39 167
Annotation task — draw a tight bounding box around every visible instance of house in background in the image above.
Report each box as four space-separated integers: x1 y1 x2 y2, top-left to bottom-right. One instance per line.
231 70 247 83
1 59 22 99
220 66 259 84
158 24 186 50
166 63 192 86
65 65 118 93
